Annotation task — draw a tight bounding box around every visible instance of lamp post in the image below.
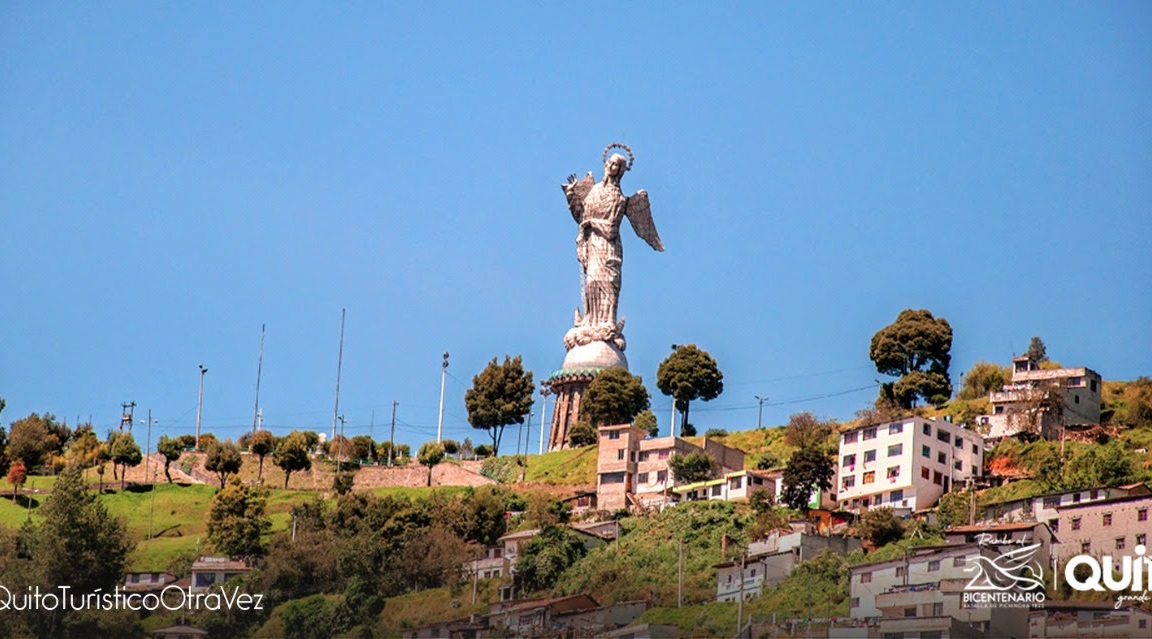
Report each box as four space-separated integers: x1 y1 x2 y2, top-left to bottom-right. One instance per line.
539 386 552 454
195 365 207 447
141 410 158 484
669 344 680 437
437 352 449 443
754 395 768 429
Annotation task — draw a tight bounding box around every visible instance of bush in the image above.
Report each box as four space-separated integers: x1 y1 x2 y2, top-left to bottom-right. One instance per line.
480 456 521 484
703 428 728 438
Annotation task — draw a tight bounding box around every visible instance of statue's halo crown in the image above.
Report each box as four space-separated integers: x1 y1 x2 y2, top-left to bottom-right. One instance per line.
602 143 634 171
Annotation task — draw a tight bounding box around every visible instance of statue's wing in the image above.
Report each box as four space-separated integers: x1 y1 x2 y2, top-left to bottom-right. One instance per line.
572 172 594 202
625 190 664 251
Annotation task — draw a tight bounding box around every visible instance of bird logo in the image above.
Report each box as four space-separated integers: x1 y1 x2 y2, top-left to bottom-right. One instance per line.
965 543 1045 592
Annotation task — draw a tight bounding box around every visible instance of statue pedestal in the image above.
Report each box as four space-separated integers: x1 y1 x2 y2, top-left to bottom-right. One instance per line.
545 340 628 452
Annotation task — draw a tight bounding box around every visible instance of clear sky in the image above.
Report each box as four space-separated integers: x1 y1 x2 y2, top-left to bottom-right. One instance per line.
2 3 1149 452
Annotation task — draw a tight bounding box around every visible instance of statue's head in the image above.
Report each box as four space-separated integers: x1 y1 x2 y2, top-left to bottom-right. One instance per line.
605 153 628 180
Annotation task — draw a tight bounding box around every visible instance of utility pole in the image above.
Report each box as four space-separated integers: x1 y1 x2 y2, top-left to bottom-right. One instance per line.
332 309 346 443
539 386 551 454
143 409 154 484
437 351 449 443
737 549 747 636
755 395 767 429
120 401 136 432
678 540 684 608
253 324 265 435
196 366 207 446
388 401 398 466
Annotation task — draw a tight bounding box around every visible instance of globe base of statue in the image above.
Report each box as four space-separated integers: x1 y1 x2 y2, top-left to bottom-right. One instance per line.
546 323 629 453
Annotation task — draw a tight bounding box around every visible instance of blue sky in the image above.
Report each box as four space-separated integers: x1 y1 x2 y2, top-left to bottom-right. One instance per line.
2 3 1149 452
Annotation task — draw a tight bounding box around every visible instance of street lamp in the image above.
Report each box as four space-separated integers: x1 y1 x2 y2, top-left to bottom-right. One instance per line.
669 344 680 436
195 365 208 447
754 395 768 429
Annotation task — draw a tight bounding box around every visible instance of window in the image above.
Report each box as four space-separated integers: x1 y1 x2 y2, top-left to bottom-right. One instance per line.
711 485 722 496
888 444 903 457
600 472 624 484
842 476 856 490
658 450 669 460
863 471 876 484
639 452 649 462
1043 497 1060 509
889 423 904 435
937 431 951 444
1072 492 1082 503
896 566 907 577
921 467 930 480
1139 509 1149 522
887 466 900 479
932 602 944 616
1071 517 1082 531
954 436 962 448
938 452 946 464
860 572 872 583
637 472 649 483
923 423 932 435
850 597 860 608
863 427 877 440
972 444 979 454
903 607 916 618
1117 537 1126 550
657 470 667 483
844 431 858 444
1049 518 1059 533
608 430 621 440
890 489 904 502
1138 534 1147 546
630 451 637 461
921 445 930 458
953 556 966 567
928 560 940 572
1081 541 1091 553
1103 512 1113 526
933 471 942 486
843 454 856 467
865 449 877 462
954 460 963 471
617 450 625 461
730 477 742 489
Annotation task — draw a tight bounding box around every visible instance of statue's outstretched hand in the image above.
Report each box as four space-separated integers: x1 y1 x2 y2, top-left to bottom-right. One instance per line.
566 173 578 185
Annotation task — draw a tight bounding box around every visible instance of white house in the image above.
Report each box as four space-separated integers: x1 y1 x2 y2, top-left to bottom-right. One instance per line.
836 416 983 514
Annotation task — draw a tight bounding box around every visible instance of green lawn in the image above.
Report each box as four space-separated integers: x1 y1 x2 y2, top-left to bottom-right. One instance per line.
523 445 598 485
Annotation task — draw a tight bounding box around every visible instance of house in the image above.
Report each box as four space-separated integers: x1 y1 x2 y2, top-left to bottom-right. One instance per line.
978 483 1150 526
836 416 984 514
848 543 1028 638
1051 490 1152 560
122 571 177 593
466 545 508 580
715 523 861 602
485 594 646 637
672 469 776 503
496 525 612 568
981 356 1103 440
599 623 678 638
1027 601 1152 638
189 556 253 593
596 424 745 511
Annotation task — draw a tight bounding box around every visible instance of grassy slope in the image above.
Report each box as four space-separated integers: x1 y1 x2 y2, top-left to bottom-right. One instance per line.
523 445 598 485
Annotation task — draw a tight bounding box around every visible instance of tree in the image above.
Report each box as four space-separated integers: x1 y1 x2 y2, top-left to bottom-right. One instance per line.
17 463 133 637
6 413 62 468
417 442 445 486
274 431 313 488
656 344 724 435
783 412 834 451
7 459 26 501
516 525 588 593
206 479 271 557
1026 336 1048 365
856 507 906 548
581 367 651 427
464 355 535 455
567 419 598 447
957 361 1010 400
937 490 974 529
156 435 184 483
109 431 142 489
196 432 217 452
668 450 716 483
351 434 375 461
205 439 243 488
66 424 103 469
780 446 834 512
249 430 275 480
634 409 658 437
869 309 953 407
